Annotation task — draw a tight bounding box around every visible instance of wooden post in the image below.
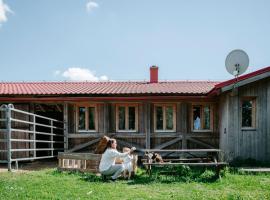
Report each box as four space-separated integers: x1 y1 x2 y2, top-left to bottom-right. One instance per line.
182 103 188 149
104 103 108 135
63 102 68 152
145 102 151 149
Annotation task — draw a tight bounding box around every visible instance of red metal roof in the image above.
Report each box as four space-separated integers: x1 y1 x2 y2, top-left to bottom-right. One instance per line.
0 81 219 96
1 66 269 97
215 66 270 89
208 66 270 95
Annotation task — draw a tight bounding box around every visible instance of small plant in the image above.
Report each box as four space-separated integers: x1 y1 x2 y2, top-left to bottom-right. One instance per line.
197 170 216 182
220 166 230 177
81 172 102 182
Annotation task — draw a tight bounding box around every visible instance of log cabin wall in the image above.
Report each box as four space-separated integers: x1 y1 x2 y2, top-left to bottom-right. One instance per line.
68 100 220 154
219 77 270 162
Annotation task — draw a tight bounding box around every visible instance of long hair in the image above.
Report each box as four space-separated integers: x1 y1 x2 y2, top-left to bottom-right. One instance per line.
106 138 116 150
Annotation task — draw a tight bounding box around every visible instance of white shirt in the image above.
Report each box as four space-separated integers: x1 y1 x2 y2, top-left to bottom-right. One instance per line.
99 148 129 172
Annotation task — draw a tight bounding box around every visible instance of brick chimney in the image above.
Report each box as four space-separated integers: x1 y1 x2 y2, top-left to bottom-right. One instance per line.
150 65 158 83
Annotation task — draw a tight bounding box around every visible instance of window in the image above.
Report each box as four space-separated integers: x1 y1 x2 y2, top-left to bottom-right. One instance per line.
154 104 176 132
116 104 138 132
242 98 256 128
76 104 98 132
192 105 212 131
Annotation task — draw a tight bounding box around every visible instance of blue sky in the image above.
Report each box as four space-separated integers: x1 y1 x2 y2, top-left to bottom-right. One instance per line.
0 0 270 81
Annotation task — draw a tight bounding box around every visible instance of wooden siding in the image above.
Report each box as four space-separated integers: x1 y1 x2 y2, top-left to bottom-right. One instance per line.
68 101 219 154
219 77 270 161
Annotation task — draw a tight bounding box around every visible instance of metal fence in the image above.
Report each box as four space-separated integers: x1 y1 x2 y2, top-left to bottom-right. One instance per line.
0 104 65 171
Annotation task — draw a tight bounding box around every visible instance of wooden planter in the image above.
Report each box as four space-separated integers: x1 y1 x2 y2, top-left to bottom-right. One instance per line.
58 152 102 173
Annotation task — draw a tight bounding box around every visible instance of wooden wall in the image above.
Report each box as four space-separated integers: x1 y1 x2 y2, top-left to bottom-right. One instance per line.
68 101 219 153
219 77 270 162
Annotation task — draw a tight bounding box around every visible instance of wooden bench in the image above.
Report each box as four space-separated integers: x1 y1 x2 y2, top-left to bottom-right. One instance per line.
58 152 102 173
142 149 228 177
58 152 139 175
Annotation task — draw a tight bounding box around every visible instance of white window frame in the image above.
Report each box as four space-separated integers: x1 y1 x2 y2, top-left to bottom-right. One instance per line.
115 104 138 132
76 103 98 132
241 98 256 129
191 104 213 132
154 104 176 132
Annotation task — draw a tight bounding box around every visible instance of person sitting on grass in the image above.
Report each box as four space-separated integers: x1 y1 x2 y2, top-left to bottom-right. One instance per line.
99 138 136 181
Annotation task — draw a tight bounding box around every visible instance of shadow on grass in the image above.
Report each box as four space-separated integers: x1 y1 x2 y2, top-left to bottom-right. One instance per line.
230 158 270 168
52 166 223 185
126 166 221 185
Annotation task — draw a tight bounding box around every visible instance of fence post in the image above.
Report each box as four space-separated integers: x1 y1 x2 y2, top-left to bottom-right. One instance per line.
51 120 53 156
6 105 12 171
33 115 36 159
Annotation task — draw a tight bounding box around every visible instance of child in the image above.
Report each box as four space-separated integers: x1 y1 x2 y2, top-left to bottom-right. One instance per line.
122 147 135 179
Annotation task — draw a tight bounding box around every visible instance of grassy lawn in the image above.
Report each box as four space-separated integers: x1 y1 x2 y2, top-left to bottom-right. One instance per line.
0 167 269 200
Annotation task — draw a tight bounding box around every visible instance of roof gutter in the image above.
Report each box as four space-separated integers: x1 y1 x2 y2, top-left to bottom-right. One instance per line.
0 95 217 103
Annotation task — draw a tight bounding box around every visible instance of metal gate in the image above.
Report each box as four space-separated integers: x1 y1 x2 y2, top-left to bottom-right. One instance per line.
0 104 65 171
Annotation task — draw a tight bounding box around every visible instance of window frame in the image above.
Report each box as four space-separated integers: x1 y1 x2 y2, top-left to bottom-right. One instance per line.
241 97 256 129
115 104 139 132
154 104 176 132
191 103 213 132
76 103 98 132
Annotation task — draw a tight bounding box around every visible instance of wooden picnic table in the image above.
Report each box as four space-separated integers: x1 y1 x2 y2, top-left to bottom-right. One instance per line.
142 149 222 153
142 149 227 177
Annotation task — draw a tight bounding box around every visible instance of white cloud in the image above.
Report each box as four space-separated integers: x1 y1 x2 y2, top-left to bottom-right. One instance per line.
86 1 99 13
0 0 13 25
100 75 108 81
58 67 108 81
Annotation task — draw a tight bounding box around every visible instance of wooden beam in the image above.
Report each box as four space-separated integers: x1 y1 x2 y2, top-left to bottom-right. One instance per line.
143 162 227 166
142 149 221 152
37 104 45 112
186 134 219 139
0 96 218 103
151 132 182 138
187 137 215 149
153 137 182 149
63 102 68 151
68 133 101 138
67 138 100 153
103 103 108 134
145 103 151 149
68 132 147 139
56 104 62 112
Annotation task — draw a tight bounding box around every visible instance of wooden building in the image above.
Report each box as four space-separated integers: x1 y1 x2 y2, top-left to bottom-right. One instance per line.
0 66 270 162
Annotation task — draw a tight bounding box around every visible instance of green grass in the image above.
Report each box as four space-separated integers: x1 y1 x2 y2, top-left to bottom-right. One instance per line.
0 167 270 200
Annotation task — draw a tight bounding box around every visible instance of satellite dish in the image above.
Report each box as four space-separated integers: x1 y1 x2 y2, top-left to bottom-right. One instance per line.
225 49 249 76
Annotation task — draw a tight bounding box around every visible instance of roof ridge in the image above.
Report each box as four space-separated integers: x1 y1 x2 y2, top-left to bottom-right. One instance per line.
0 80 222 84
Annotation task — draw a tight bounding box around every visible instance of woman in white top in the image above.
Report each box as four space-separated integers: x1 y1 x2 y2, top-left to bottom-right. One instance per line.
99 139 135 181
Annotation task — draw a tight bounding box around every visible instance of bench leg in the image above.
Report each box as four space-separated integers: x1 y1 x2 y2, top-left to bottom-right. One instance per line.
146 165 152 177
216 165 221 179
